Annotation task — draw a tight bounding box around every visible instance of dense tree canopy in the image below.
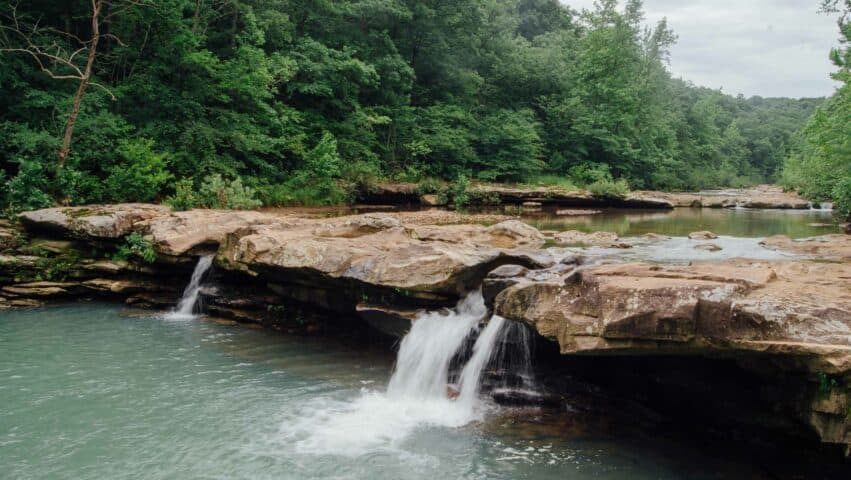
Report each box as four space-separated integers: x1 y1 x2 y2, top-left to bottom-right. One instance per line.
0 0 824 211
782 0 851 216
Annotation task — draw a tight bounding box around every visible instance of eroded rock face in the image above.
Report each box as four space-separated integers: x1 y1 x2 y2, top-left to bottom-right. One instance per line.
495 260 850 359
494 259 851 452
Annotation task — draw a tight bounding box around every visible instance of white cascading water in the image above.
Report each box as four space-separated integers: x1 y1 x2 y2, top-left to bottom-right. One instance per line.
284 289 525 456
455 315 507 412
165 255 214 319
386 290 486 400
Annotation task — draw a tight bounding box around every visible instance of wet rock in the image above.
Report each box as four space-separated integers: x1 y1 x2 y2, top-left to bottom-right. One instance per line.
483 264 530 307
688 230 718 240
490 388 562 407
126 292 178 309
82 278 170 294
694 243 722 252
356 304 423 337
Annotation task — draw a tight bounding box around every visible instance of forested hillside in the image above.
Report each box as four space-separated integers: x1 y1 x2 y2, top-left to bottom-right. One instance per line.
0 0 823 212
782 0 850 216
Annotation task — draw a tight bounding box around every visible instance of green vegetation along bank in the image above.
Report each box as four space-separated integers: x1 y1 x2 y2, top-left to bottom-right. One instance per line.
1 0 837 216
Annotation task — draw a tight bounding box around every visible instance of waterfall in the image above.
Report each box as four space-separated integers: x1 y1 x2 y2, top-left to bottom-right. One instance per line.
284 289 538 455
387 290 485 400
455 315 507 411
165 255 214 319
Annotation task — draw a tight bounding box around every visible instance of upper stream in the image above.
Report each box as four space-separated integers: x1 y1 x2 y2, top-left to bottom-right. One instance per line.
508 206 840 238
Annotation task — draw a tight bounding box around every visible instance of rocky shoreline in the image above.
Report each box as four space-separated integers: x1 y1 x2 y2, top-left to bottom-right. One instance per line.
1 203 849 458
363 183 814 209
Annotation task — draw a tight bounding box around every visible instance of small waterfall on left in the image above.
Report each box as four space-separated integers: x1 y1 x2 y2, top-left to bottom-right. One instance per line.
165 255 214 319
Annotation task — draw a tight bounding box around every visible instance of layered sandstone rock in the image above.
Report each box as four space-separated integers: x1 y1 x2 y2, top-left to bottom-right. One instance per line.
493 259 851 452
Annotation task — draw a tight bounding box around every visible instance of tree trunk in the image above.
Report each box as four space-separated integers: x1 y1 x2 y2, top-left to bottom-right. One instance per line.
57 1 102 166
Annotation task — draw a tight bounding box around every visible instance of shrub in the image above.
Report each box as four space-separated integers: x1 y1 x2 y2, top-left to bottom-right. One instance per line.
588 178 630 199
113 232 157 263
165 178 200 211
437 173 471 207
416 177 443 195
274 132 351 206
833 177 851 218
198 174 262 209
104 139 172 202
3 160 53 216
567 162 613 185
466 189 501 206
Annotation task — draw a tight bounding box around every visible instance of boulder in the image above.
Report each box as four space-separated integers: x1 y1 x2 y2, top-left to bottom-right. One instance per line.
19 204 170 238
688 230 718 240
694 243 722 252
143 209 288 255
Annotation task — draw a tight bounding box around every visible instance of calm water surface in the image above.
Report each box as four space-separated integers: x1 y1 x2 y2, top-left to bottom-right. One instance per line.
0 304 804 479
517 207 840 238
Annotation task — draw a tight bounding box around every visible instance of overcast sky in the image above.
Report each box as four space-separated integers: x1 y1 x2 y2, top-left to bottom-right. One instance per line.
562 0 843 98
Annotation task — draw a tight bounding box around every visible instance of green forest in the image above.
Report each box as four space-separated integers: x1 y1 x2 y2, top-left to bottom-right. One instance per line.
0 0 847 214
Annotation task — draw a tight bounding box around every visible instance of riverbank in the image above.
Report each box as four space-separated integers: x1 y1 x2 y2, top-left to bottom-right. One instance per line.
362 183 816 210
1 203 850 466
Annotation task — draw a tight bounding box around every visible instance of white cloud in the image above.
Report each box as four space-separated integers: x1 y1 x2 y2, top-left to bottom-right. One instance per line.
560 0 843 98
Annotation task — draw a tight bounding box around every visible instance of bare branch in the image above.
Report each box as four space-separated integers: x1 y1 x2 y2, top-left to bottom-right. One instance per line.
89 80 116 100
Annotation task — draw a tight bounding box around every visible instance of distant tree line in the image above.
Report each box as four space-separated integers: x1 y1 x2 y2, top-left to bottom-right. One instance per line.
0 0 824 212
